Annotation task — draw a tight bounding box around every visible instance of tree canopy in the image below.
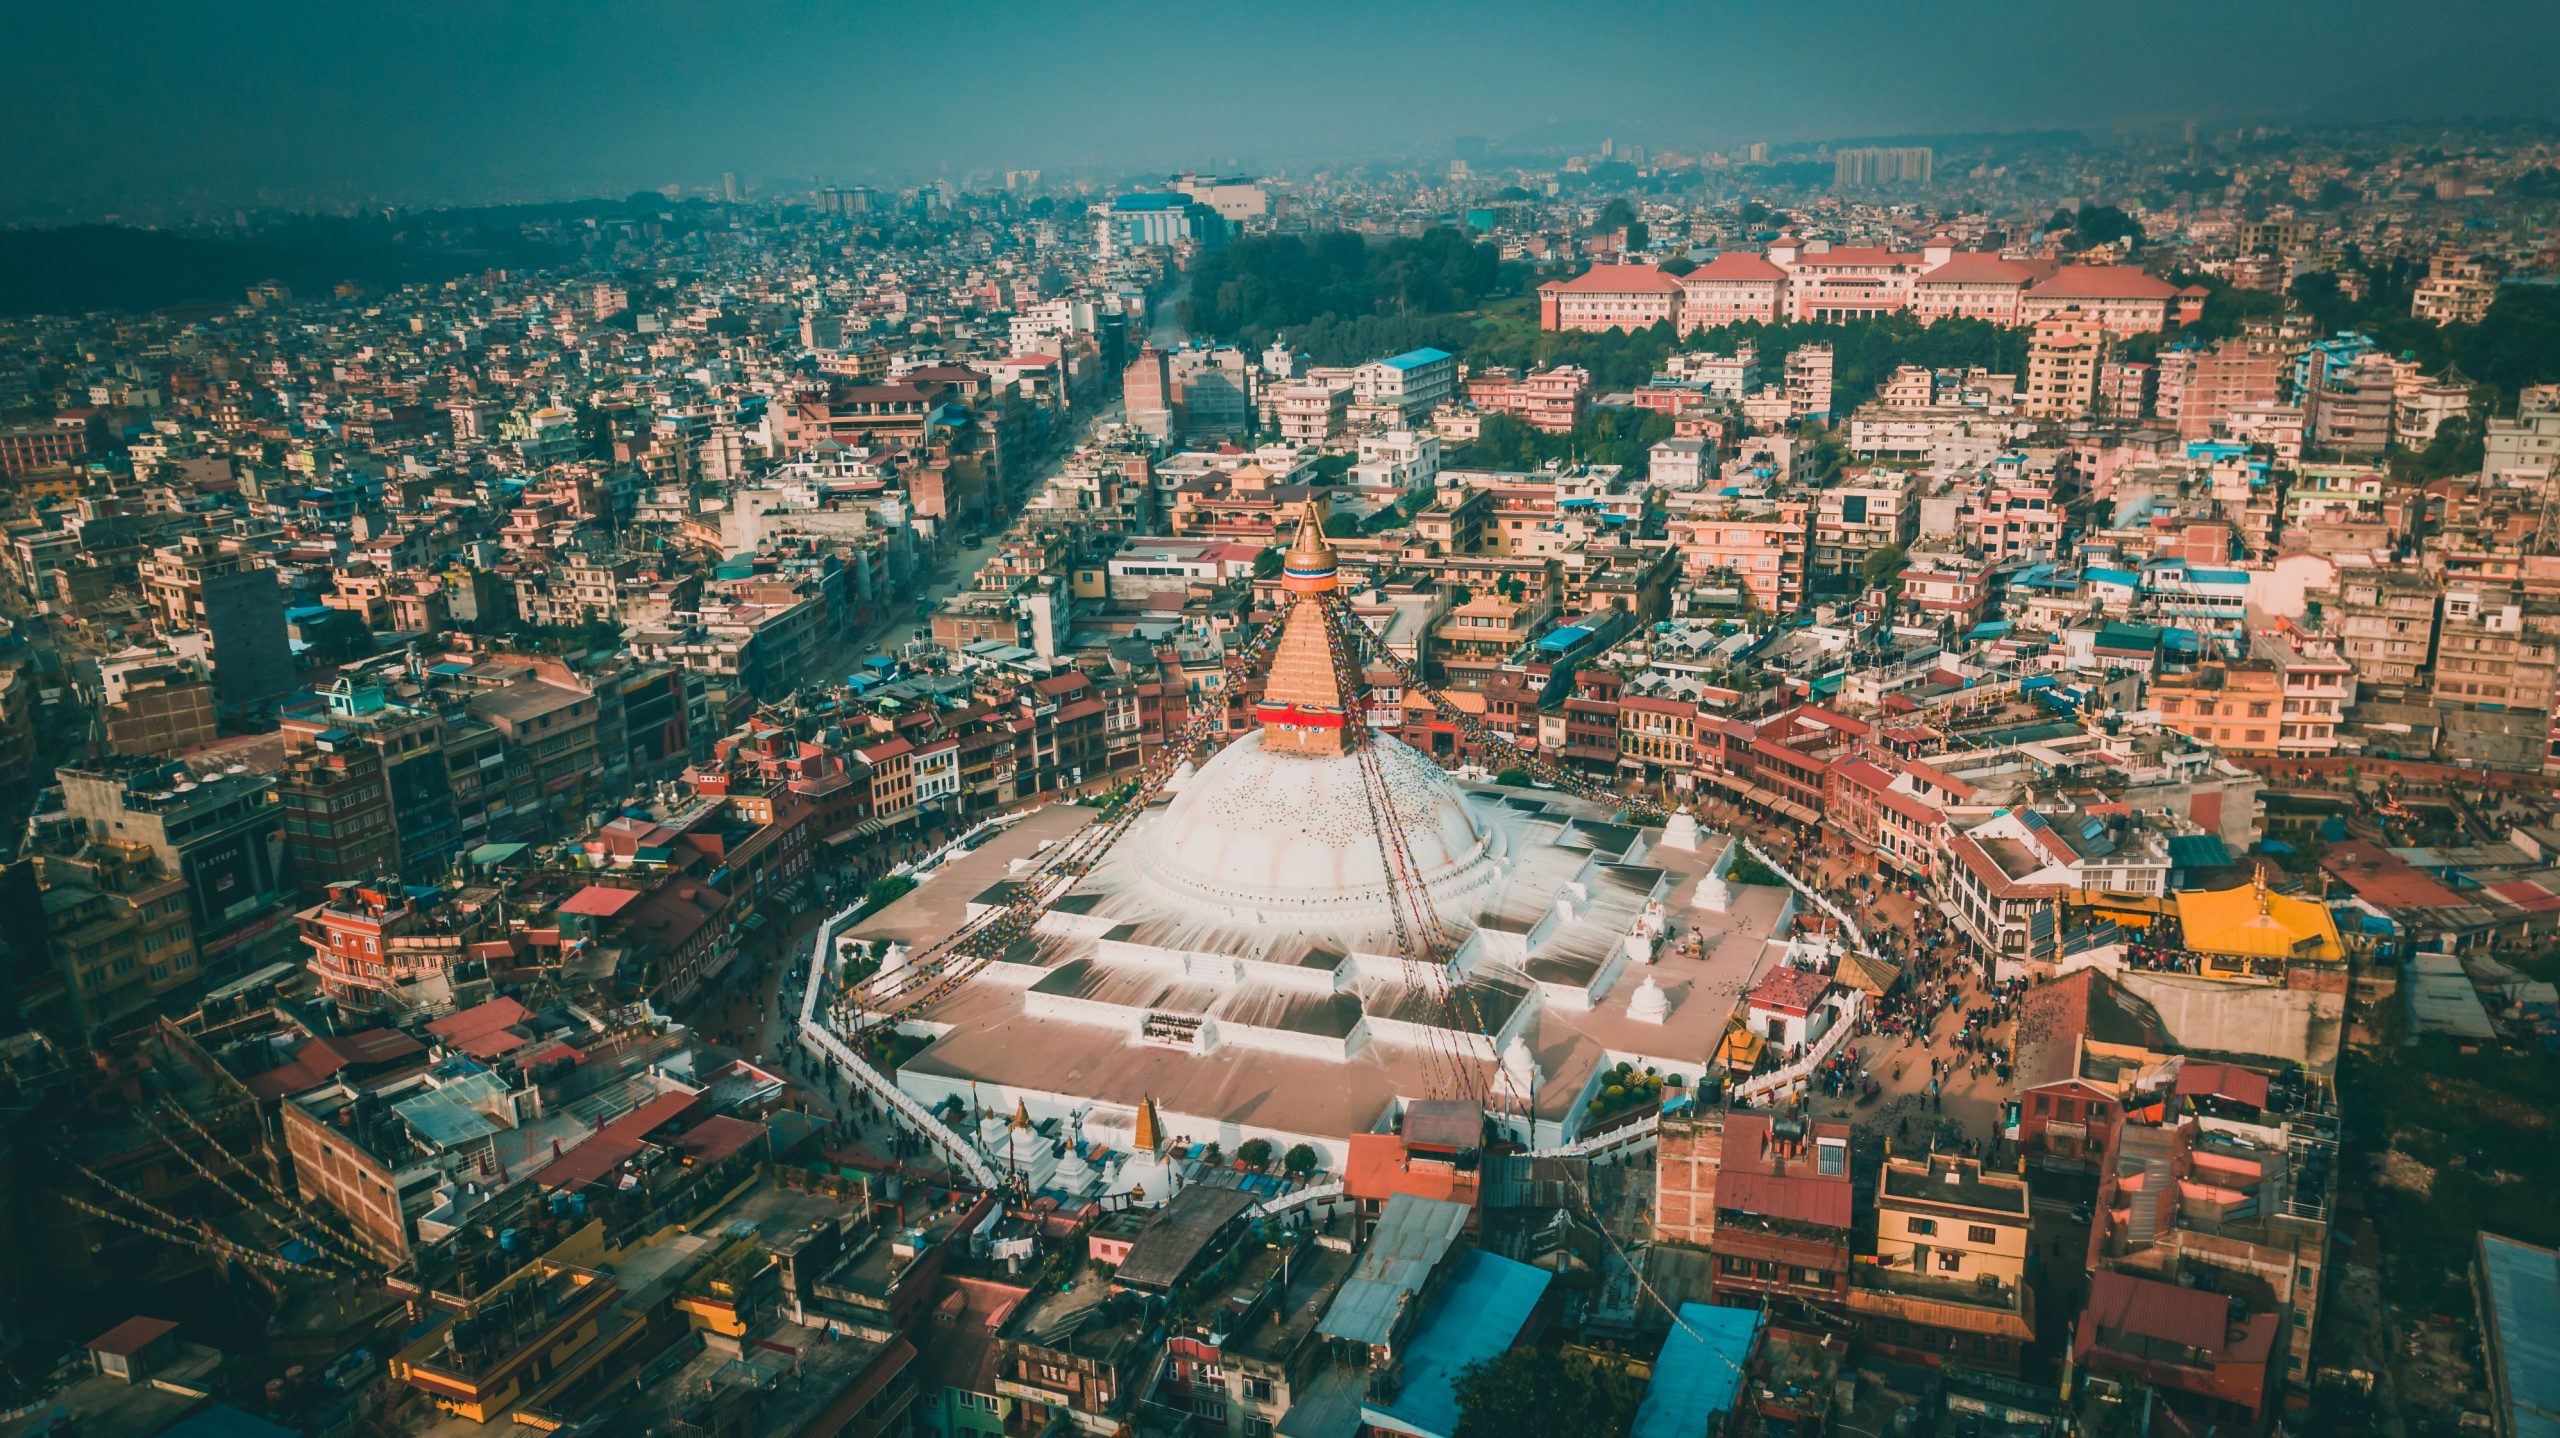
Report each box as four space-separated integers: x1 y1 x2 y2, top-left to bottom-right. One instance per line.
1454 1350 1643 1438
1466 408 1677 478
2048 203 2144 251
1181 229 1512 345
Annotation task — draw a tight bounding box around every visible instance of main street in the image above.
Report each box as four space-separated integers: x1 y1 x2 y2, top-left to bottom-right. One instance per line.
678 390 1139 1166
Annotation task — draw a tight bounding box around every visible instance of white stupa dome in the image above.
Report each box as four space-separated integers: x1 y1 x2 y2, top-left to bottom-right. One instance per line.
1135 729 1504 926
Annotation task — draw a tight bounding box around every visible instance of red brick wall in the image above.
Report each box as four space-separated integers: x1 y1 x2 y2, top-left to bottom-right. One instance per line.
1653 1113 1723 1246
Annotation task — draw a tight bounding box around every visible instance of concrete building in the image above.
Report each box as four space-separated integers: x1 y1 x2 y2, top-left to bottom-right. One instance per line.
1851 1150 2034 1377
138 533 294 709
57 758 289 975
2025 313 2105 420
1351 348 1458 427
2314 565 2438 701
1537 265 1683 333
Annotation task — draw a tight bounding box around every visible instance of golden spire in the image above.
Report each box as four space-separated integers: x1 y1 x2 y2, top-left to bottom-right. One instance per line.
1134 1095 1161 1154
2253 861 2271 917
1280 499 1338 595
1011 1099 1032 1130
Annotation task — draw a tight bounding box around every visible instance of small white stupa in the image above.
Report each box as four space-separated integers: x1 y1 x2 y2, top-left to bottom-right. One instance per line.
1103 1095 1178 1208
1501 1034 1541 1101
1628 973 1671 1024
1658 804 1701 852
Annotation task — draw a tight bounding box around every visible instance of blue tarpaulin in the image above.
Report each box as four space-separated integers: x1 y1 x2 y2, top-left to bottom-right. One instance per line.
1360 1251 1552 1438
1633 1305 1764 1438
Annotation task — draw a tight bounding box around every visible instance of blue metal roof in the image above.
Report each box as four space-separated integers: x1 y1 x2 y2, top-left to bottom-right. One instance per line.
1111 192 1188 211
1537 625 1591 653
1633 1305 1763 1438
1361 1250 1552 1438
2480 1231 2560 1438
2085 567 2140 588
1383 347 1453 370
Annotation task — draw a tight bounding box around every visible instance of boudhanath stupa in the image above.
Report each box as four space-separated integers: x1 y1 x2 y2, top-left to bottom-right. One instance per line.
837 502 1821 1195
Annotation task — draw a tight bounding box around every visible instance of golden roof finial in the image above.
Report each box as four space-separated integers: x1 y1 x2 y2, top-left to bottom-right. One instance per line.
1134 1095 1161 1154
1011 1099 1032 1131
2253 861 2271 917
1281 499 1338 595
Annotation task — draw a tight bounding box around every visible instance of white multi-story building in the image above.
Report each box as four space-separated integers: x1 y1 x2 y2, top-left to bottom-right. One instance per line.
1350 348 1457 427
1348 428 1441 498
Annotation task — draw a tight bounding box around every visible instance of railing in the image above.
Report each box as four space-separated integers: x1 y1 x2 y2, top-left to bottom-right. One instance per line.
1732 991 1870 1105
1737 835 1877 960
796 904 998 1189
1253 1179 1343 1218
1533 1113 1660 1160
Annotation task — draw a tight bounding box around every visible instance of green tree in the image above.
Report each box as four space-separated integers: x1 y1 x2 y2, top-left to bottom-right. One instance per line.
1237 1138 1274 1169
1861 543 1909 593
1494 767 1534 787
1454 1350 1643 1438
2388 400 2489 484
863 875 916 912
1282 1143 1320 1177
1253 547 1284 579
1594 197 1636 234
1323 511 1364 538
1623 219 1649 253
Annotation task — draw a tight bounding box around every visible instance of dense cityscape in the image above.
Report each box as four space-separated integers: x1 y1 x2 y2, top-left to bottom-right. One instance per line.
1 28 2559 1438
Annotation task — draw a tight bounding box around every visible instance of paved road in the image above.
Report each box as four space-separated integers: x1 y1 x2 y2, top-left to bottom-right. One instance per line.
678 396 1138 1163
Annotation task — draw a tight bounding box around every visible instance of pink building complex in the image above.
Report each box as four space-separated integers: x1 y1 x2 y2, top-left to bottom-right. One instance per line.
1465 365 1592 433
1540 236 2205 337
1538 264 1683 331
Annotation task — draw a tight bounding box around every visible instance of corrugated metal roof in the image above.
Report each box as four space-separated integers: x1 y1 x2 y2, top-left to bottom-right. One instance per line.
1315 1194 1469 1348
1360 1250 1550 1438
2480 1233 2560 1438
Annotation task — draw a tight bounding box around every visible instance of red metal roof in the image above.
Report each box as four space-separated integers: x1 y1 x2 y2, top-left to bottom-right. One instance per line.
87 1316 177 1357
1541 264 1685 294
2081 1269 2228 1351
2174 1062 2270 1110
1747 965 1836 1016
2028 265 2178 301
1681 252 1788 281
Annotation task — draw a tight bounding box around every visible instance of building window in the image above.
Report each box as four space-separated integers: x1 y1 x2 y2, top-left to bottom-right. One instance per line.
1968 1225 1998 1246
1907 1217 1937 1237
1936 1251 1964 1272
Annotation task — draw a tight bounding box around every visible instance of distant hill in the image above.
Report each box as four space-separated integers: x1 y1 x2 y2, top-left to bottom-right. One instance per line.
0 215 579 316
0 227 295 315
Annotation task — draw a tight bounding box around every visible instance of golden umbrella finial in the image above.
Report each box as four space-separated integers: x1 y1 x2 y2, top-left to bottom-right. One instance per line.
1281 499 1338 595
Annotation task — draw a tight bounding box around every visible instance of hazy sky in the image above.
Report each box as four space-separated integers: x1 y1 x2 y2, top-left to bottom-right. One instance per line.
6 0 2557 219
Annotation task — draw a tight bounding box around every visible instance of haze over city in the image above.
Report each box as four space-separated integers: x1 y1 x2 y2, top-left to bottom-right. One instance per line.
0 6 2558 1438
8 0 2560 219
